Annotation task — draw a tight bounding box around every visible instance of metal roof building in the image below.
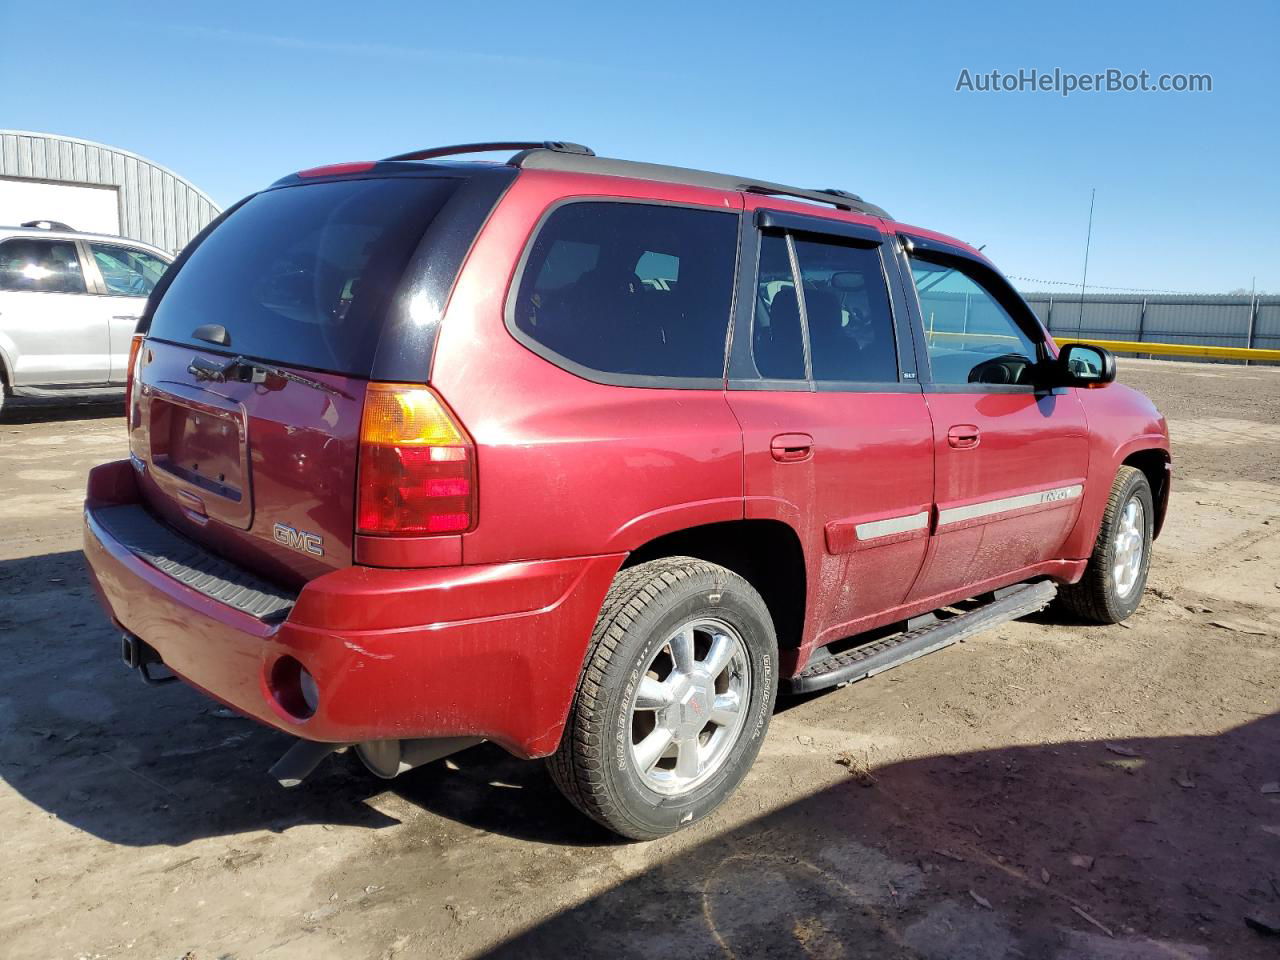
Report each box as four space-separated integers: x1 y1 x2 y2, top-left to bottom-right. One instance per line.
0 130 220 253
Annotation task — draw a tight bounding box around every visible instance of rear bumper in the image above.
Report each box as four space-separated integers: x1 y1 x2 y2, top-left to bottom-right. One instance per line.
83 459 623 758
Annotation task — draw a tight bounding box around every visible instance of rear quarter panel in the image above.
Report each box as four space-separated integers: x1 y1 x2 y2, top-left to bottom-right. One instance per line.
430 170 748 565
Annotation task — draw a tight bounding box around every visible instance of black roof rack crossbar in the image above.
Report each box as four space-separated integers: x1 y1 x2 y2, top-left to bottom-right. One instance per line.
382 140 595 163
511 149 890 219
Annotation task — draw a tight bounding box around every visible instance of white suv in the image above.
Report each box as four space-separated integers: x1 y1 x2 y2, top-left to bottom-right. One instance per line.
0 222 172 413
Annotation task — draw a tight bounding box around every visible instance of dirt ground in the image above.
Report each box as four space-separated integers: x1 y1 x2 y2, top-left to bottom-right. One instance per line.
1 358 1278 960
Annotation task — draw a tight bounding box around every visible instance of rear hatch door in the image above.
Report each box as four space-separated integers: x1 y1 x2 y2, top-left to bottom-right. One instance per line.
132 173 467 587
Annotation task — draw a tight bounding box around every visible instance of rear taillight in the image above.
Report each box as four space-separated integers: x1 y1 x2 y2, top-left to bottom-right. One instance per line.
356 384 476 535
124 334 144 425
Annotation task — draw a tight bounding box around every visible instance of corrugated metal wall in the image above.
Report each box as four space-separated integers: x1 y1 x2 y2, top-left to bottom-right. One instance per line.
1022 292 1280 356
0 130 220 253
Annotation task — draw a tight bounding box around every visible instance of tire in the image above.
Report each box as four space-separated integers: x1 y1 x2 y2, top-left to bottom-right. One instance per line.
548 557 778 840
1058 466 1154 623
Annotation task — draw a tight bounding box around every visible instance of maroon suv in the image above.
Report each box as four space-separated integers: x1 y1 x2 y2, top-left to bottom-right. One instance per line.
83 141 1171 839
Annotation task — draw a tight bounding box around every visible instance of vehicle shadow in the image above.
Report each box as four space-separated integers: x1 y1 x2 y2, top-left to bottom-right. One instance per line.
476 711 1280 959
0 397 122 424
4 547 1277 956
0 547 614 848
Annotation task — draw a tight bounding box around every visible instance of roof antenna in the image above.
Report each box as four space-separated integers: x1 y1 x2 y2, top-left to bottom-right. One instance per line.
1077 188 1096 333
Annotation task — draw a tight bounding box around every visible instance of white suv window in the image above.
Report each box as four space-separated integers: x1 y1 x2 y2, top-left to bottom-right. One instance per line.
88 242 169 297
0 238 87 294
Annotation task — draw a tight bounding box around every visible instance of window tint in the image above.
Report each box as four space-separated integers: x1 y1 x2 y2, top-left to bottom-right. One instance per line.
88 243 169 297
149 177 459 375
511 202 738 380
910 258 1040 385
752 233 806 380
0 238 86 294
532 240 597 290
792 237 897 383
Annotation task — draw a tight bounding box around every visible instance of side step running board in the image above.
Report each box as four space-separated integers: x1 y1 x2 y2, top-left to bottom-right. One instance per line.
784 581 1058 695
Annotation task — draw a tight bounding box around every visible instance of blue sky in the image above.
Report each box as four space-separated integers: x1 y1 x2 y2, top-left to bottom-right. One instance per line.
3 1 1276 293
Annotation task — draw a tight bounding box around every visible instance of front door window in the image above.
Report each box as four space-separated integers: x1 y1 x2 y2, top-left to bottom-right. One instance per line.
910 257 1039 386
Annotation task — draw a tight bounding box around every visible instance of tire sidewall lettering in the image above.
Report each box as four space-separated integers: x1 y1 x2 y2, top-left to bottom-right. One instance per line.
615 666 641 772
751 652 773 741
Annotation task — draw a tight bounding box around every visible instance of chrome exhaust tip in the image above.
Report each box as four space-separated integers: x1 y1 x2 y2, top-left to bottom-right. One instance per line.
355 737 482 779
270 738 346 788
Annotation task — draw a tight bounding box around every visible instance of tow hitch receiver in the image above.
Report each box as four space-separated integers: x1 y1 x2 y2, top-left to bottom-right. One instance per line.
120 632 178 686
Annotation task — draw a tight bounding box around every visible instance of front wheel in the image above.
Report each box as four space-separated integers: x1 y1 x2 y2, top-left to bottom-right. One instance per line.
1059 466 1154 623
548 557 778 840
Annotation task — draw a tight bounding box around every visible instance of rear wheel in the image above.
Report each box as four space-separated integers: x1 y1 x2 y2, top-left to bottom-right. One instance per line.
1059 466 1154 623
548 557 777 840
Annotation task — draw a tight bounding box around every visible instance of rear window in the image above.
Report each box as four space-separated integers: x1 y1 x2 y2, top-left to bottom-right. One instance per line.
149 177 459 374
509 202 739 383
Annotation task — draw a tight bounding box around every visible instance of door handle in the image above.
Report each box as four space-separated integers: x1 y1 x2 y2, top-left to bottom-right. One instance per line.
770 433 813 463
947 424 980 449
176 489 209 524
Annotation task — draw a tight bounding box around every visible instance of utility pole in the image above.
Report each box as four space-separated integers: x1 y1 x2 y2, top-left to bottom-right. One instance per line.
1077 188 1095 333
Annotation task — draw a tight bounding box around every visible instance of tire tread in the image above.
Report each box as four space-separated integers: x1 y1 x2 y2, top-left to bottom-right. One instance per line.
1059 466 1150 623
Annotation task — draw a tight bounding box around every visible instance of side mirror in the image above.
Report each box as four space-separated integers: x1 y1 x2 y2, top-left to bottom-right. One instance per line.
1056 343 1116 387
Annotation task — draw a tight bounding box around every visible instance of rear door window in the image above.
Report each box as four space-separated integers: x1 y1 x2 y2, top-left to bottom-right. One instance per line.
0 238 87 294
148 177 460 375
752 233 806 380
510 202 739 382
750 230 899 383
792 237 898 383
88 243 169 297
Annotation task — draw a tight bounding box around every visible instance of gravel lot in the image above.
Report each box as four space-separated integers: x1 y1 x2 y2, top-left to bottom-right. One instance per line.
2 358 1278 960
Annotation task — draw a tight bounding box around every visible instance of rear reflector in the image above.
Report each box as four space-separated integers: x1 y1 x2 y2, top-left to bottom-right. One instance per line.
356 384 476 535
296 161 378 178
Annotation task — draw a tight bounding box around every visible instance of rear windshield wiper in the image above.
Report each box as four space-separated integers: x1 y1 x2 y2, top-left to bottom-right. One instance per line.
187 355 352 399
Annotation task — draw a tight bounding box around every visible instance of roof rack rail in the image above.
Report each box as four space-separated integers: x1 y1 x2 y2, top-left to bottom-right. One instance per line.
511 148 890 219
815 188 865 203
742 184 867 212
382 140 594 163
21 219 75 231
